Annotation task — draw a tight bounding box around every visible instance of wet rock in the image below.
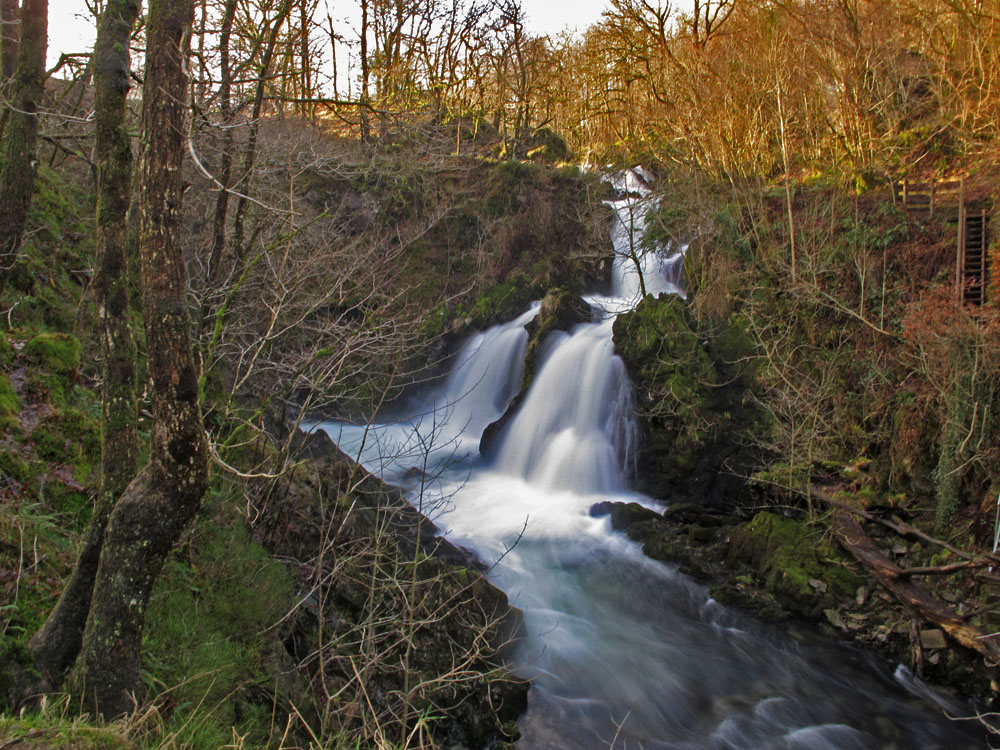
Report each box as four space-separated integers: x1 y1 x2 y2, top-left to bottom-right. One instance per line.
688 525 716 543
611 294 756 507
920 629 947 650
824 609 846 629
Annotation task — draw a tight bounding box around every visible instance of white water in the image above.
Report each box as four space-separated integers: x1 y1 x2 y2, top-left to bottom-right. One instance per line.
315 170 980 748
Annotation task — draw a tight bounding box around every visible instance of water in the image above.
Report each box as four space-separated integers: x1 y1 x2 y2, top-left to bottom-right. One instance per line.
314 171 983 748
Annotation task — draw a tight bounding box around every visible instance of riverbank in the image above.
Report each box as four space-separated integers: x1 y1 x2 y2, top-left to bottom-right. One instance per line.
592 492 1000 716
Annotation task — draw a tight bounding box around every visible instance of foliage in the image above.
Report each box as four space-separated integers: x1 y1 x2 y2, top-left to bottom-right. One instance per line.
140 493 296 750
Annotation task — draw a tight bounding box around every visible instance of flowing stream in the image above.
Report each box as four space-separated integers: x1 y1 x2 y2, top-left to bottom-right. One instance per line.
315 174 982 749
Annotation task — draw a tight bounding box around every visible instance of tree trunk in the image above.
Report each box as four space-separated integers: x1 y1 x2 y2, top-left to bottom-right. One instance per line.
0 0 18 98
75 0 209 718
0 0 46 293
203 0 236 297
29 0 141 686
359 0 370 143
229 0 293 259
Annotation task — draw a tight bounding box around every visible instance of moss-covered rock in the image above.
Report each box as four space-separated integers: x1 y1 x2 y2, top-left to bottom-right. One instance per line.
25 332 82 376
612 293 755 503
464 279 537 330
520 286 591 389
254 430 528 748
480 287 591 455
728 511 864 617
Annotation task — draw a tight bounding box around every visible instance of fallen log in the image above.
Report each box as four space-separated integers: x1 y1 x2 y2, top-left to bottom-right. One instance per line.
830 508 1000 666
810 485 994 563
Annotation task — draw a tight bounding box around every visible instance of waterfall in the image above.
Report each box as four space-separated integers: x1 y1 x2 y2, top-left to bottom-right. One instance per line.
314 169 980 749
433 303 540 445
493 318 636 494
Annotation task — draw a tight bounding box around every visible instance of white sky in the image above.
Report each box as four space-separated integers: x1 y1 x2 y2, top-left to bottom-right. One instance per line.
47 0 619 67
47 0 695 71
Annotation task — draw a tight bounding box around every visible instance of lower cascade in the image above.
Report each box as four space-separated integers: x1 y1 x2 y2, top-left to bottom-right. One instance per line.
316 184 979 749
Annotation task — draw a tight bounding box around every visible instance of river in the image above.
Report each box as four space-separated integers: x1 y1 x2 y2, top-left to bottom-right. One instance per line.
314 173 983 749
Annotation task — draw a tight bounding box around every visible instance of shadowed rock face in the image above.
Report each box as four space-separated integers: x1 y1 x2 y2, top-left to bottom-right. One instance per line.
611 292 756 507
254 426 528 749
480 286 593 457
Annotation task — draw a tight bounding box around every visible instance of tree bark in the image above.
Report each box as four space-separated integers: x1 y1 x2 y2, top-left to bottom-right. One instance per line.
0 0 18 101
29 0 141 685
203 0 236 292
0 0 46 293
229 0 293 258
831 508 1000 665
75 0 209 718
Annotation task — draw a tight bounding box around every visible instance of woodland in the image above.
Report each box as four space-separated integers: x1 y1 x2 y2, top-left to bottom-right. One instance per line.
1 0 1000 747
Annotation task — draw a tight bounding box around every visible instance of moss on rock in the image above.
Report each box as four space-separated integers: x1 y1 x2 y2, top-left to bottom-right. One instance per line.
0 330 11 366
520 286 591 389
612 293 754 502
728 511 864 617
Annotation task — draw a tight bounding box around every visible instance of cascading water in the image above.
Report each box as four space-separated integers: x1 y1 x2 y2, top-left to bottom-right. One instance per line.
315 170 982 748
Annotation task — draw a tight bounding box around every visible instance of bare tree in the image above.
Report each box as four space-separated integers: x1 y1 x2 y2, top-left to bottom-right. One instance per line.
30 0 142 686
75 0 210 717
0 0 46 293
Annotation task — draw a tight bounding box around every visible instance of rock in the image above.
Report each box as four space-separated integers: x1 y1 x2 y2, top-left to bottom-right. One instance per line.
688 525 716 543
808 579 829 594
824 609 846 629
608 502 662 531
920 629 947 650
856 586 868 606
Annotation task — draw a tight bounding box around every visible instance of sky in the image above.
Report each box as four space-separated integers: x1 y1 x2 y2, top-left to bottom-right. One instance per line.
48 0 619 67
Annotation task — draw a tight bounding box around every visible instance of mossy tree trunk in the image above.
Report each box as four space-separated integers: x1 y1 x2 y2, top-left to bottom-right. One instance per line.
0 0 46 293
74 0 210 718
29 0 141 686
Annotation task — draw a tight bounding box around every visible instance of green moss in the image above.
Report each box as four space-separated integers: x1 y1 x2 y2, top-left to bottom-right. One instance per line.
613 294 720 477
521 287 591 388
142 493 296 750
464 280 536 329
25 332 82 376
0 450 32 483
0 372 20 430
0 330 11 366
484 160 541 217
729 512 863 616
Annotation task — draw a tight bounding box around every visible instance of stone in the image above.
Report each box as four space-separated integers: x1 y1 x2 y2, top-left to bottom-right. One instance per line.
824 609 846 629
920 629 947 650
